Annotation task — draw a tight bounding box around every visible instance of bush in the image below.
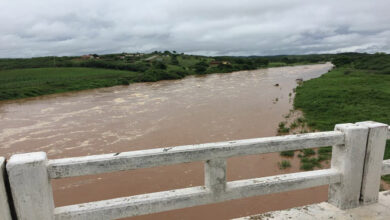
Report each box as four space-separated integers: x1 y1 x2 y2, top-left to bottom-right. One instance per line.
303 148 316 157
290 121 298 129
280 150 294 157
300 158 321 170
318 146 332 155
193 61 209 74
118 77 130 85
278 160 291 169
278 122 290 133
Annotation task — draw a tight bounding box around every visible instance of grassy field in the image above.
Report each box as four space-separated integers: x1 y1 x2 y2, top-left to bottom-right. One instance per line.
294 67 390 131
0 68 139 100
293 57 390 181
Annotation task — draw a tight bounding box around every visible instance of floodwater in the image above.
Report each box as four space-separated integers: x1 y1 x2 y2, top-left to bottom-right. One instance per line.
0 63 333 219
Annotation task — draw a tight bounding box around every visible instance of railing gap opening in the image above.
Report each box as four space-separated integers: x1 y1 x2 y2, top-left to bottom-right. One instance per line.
52 162 204 207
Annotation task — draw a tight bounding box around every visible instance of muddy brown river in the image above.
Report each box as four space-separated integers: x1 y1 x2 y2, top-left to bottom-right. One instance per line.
0 63 333 219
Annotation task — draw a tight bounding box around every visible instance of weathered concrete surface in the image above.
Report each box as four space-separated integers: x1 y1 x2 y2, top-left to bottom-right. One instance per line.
357 121 389 205
329 123 369 209
7 152 55 220
387 126 390 139
54 169 341 220
383 159 390 175
235 190 390 220
47 131 344 179
0 157 11 220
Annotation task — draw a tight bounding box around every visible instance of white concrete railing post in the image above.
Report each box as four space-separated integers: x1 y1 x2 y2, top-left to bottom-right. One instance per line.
328 123 369 209
0 157 12 220
7 152 54 220
357 121 389 205
205 158 226 196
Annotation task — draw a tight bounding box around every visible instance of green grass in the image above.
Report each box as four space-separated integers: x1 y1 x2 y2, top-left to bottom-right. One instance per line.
294 67 390 131
300 157 321 171
317 146 332 161
302 148 316 157
278 160 291 169
278 122 290 133
294 65 390 177
280 150 295 157
0 68 139 100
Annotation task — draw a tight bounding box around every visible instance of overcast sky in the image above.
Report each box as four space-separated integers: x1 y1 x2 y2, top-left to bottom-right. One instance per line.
1 0 389 58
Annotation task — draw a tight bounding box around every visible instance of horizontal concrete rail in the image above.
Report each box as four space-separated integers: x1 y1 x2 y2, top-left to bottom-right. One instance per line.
388 126 390 139
54 169 341 220
381 127 390 175
48 131 344 179
382 160 390 175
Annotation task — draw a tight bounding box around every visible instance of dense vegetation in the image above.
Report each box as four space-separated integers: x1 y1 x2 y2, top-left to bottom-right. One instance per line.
294 53 390 181
0 52 329 101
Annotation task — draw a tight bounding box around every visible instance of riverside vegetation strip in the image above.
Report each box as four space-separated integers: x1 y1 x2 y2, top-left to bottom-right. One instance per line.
0 52 330 101
292 53 390 183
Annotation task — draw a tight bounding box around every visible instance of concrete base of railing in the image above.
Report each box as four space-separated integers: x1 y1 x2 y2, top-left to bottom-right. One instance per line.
235 190 390 220
0 121 389 220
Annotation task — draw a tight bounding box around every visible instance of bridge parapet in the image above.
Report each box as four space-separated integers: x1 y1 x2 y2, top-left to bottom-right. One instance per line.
1 121 390 220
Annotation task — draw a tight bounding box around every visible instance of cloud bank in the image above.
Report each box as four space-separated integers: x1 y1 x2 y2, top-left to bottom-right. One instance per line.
1 0 389 57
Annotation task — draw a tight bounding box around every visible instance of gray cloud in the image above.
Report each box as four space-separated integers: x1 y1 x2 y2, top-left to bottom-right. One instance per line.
1 0 389 57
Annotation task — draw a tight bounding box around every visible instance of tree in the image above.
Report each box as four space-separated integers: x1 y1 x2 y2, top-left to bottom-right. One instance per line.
171 55 179 65
194 61 208 74
154 61 167 69
332 56 352 67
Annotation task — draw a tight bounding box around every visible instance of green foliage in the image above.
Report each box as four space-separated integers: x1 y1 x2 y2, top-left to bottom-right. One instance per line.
0 68 138 100
193 61 209 74
280 150 295 157
332 56 353 67
154 61 167 70
294 53 390 180
171 55 179 65
303 148 316 157
294 68 390 131
278 122 290 133
278 160 291 169
300 157 321 171
317 146 332 161
290 121 298 129
297 117 305 123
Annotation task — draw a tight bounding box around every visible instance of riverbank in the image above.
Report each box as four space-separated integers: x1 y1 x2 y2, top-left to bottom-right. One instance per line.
294 62 390 183
0 52 333 101
0 62 320 101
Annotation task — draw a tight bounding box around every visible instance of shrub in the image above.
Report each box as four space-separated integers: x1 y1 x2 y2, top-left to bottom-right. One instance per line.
280 150 294 157
278 160 291 169
278 127 290 133
193 61 209 74
300 158 321 170
290 121 298 129
303 148 316 157
278 122 290 133
297 117 305 123
318 146 332 155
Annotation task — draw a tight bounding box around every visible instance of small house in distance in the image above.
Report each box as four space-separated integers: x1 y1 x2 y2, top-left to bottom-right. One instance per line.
210 60 231 66
81 54 100 60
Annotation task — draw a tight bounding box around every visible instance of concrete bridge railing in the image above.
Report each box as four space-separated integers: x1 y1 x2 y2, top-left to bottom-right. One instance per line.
0 121 390 219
